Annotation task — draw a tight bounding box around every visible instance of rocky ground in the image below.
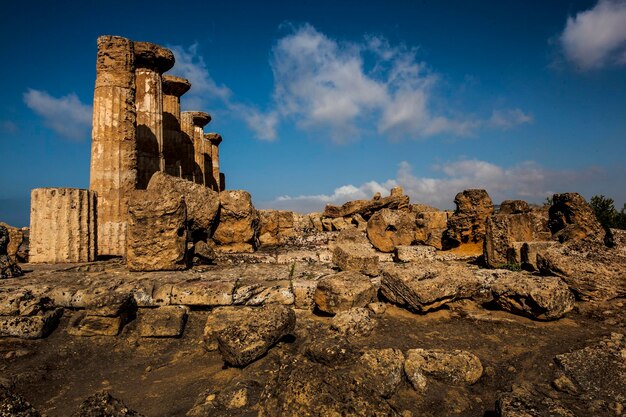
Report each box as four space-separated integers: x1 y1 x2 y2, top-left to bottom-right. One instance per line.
1 243 625 417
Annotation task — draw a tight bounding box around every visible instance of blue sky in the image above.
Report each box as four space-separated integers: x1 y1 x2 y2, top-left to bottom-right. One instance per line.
1 0 625 227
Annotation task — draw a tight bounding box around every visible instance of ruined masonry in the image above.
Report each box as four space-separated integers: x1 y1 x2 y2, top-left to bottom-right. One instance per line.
30 35 227 261
29 188 97 263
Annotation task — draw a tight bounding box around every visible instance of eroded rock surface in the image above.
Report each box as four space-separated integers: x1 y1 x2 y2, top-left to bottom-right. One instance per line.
444 189 494 250
314 271 377 315
366 208 416 253
548 192 604 243
213 190 260 253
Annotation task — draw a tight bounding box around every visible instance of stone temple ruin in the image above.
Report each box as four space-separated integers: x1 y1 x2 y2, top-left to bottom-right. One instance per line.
1 35 625 417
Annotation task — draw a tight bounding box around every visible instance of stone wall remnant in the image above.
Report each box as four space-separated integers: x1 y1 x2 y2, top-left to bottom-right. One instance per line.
29 188 96 263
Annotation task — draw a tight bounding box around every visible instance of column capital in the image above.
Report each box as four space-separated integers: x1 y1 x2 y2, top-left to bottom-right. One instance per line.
204 132 222 146
134 41 175 73
163 75 191 97
182 111 211 128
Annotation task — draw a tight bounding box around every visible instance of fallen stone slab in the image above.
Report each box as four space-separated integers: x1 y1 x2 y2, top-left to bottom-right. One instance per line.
0 308 62 339
217 304 295 367
137 305 188 337
404 348 483 391
381 261 485 313
332 242 380 276
323 191 409 219
394 245 437 262
490 272 574 321
314 271 376 315
67 312 125 337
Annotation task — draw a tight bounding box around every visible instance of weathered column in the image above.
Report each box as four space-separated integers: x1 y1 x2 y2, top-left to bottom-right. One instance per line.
181 111 211 185
30 188 97 263
204 133 222 191
162 75 191 178
134 42 175 189
89 35 136 256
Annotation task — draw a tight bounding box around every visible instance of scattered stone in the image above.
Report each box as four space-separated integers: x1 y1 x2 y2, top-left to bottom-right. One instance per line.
490 272 574 320
137 306 188 337
170 279 234 306
367 301 387 315
147 172 219 241
258 210 297 246
212 190 260 253
496 383 575 417
314 271 377 315
304 334 359 366
0 309 62 339
71 391 144 417
381 261 485 313
332 242 380 276
404 349 483 390
127 189 187 271
366 208 416 253
190 240 216 265
330 307 375 336
331 217 351 231
217 304 295 366
0 385 41 417
548 192 605 243
0 222 26 263
443 189 494 250
413 208 448 250
352 348 404 398
291 280 317 310
394 245 437 262
0 225 22 278
187 379 263 417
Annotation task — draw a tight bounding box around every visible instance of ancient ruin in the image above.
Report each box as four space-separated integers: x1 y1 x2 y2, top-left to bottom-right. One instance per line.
1 34 625 417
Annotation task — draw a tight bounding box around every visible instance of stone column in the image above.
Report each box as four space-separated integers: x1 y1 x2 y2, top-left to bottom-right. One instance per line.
204 133 222 191
30 188 97 263
181 111 211 185
89 35 136 256
179 112 195 182
219 173 226 191
134 42 175 189
162 75 191 178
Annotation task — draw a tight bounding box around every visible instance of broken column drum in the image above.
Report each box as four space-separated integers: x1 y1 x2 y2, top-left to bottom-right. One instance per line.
205 132 222 191
162 75 191 178
181 111 211 185
134 41 175 189
89 35 136 256
29 188 97 263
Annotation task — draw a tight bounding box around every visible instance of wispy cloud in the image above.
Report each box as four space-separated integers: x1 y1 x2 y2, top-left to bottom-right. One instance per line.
23 89 92 141
261 159 606 213
559 0 626 70
487 108 533 129
0 120 18 133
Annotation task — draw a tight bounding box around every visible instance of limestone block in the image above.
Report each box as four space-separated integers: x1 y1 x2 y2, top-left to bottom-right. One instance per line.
0 309 62 339
29 188 97 263
169 280 234 306
314 271 377 315
366 209 416 253
67 312 124 336
213 190 259 253
333 243 380 276
414 210 448 250
292 279 318 310
138 305 188 337
548 192 604 243
126 190 187 271
443 189 494 250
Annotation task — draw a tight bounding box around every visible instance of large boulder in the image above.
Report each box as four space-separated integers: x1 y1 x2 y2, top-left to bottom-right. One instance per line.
0 222 26 262
147 171 219 242
217 304 295 367
413 207 448 250
490 272 574 320
381 261 485 313
536 239 626 301
314 271 377 315
258 210 296 246
126 190 187 271
351 348 405 398
548 192 604 243
443 189 494 251
212 190 260 253
323 189 409 219
484 203 551 268
330 307 375 337
404 349 483 390
0 291 62 339
366 208 416 252
0 225 22 279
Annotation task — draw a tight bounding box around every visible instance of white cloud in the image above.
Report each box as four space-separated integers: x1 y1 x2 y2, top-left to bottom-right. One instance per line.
488 108 533 129
167 26 531 143
23 89 92 140
560 0 626 70
261 159 605 213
